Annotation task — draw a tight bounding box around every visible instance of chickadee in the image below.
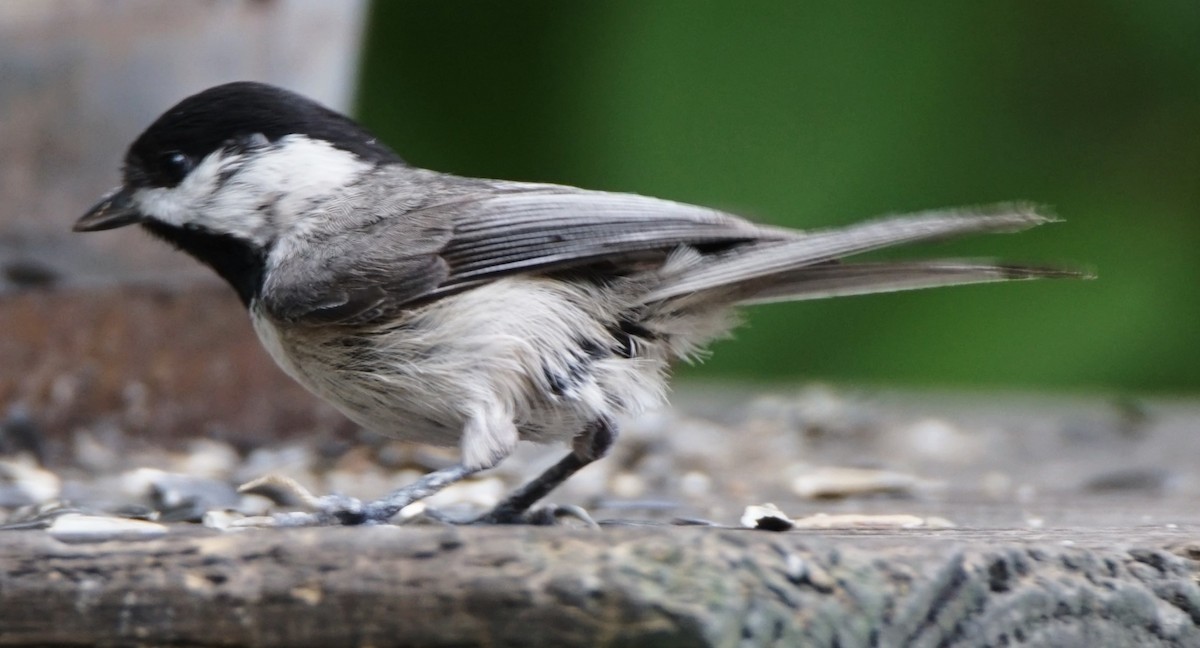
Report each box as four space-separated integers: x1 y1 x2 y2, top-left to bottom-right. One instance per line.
75 82 1078 525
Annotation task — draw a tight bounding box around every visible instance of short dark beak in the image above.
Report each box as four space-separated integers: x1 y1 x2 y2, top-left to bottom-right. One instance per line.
74 187 143 232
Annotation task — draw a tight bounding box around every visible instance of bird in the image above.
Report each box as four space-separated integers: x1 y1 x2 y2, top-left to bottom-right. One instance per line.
74 81 1080 525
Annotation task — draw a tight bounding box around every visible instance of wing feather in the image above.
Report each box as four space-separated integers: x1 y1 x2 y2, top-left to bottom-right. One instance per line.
435 190 778 282
262 173 1064 327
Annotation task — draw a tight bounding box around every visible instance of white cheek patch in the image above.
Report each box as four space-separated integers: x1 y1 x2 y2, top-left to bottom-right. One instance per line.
132 153 232 228
130 135 371 247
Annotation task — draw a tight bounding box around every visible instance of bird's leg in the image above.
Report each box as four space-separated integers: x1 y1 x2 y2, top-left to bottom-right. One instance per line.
475 417 616 525
358 463 477 523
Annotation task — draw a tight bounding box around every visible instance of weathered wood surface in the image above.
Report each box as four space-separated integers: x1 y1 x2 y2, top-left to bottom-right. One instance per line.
2 524 1199 647
5 288 1200 647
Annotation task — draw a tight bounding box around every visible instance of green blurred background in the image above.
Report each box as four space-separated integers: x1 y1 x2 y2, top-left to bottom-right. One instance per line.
356 2 1199 393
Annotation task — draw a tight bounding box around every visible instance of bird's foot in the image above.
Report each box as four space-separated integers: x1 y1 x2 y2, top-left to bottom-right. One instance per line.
408 502 598 528
235 475 403 527
233 466 477 527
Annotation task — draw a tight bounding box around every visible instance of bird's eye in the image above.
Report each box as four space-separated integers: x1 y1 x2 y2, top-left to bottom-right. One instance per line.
158 151 194 186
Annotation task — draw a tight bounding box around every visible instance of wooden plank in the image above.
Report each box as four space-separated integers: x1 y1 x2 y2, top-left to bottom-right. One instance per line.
1 525 1197 646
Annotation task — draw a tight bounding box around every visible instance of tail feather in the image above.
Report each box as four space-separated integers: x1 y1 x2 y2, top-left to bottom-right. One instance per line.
734 260 1087 306
647 204 1070 304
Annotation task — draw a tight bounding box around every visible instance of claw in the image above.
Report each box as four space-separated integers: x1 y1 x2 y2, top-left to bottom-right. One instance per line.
474 503 600 528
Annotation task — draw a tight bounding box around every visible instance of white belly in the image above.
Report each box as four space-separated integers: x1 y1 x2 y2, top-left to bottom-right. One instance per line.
247 278 678 461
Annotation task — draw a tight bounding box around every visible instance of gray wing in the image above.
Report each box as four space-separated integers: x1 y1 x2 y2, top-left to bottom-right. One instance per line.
261 184 782 325
264 179 1063 325
260 210 454 325
432 189 780 289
